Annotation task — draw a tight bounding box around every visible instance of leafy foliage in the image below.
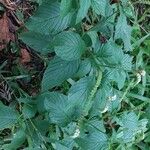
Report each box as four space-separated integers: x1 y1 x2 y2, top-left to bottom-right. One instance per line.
44 92 82 127
19 31 53 54
25 1 72 35
0 0 150 149
115 12 132 51
76 0 91 23
0 102 19 130
116 112 148 143
76 131 108 150
42 57 79 91
91 0 108 16
53 31 86 61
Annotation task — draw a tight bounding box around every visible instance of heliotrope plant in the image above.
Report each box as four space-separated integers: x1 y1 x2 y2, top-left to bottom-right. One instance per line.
0 0 149 149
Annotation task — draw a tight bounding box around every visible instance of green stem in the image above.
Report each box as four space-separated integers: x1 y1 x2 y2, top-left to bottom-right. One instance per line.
84 70 102 116
120 79 134 102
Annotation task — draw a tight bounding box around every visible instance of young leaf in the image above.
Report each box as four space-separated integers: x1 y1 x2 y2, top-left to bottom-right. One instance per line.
0 102 19 130
99 40 132 70
106 47 132 89
91 0 107 16
42 57 79 91
54 31 86 61
115 13 132 51
76 0 91 23
98 40 132 89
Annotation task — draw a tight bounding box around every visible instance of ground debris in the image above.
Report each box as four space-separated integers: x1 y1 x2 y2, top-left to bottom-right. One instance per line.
20 48 31 64
0 12 15 50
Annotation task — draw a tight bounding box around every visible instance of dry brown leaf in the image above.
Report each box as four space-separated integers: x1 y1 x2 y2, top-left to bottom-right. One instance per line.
0 0 16 10
0 12 15 50
20 48 31 64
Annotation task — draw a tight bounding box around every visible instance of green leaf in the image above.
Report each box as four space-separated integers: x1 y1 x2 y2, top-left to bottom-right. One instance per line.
76 132 108 150
37 92 52 113
19 32 53 54
100 40 132 70
62 122 77 136
132 33 150 48
44 92 82 127
106 48 132 89
116 112 148 143
85 118 106 133
0 102 19 130
90 83 111 117
55 138 74 150
25 119 49 147
91 0 107 16
91 17 114 38
25 1 72 35
60 0 72 17
54 31 86 61
87 31 98 48
22 104 37 119
97 40 132 89
17 98 37 119
2 129 26 150
107 69 126 89
143 40 150 55
55 142 70 150
76 59 92 77
115 13 132 51
76 0 91 23
68 76 95 107
121 112 139 130
42 57 79 91
29 0 42 5
33 119 49 135
24 147 43 150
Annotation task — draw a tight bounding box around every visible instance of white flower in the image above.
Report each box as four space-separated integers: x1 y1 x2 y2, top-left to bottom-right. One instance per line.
101 105 109 113
136 73 142 84
72 129 80 138
135 70 146 85
140 70 146 77
108 95 117 101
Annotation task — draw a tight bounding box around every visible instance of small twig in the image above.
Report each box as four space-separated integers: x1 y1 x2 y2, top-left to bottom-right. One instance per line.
9 11 23 25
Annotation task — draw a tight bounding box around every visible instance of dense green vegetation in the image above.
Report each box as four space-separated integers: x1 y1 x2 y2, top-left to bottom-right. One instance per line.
0 0 150 149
